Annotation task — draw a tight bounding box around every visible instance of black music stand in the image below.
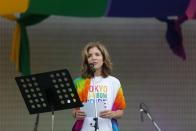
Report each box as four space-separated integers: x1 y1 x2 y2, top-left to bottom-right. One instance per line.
15 68 83 131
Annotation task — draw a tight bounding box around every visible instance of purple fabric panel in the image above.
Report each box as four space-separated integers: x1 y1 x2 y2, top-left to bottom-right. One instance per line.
186 0 196 19
157 17 186 60
106 0 190 17
166 19 186 60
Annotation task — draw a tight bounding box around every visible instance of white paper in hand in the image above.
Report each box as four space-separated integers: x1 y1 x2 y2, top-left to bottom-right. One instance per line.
80 101 106 117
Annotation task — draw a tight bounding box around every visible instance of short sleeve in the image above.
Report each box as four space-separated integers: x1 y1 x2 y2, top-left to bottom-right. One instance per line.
112 85 126 111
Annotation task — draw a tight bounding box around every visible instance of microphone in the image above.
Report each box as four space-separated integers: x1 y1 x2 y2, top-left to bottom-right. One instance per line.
89 63 96 76
140 103 144 122
139 103 162 131
140 103 148 122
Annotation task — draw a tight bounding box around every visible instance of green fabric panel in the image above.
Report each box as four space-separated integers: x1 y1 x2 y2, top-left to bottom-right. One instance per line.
17 14 49 75
19 22 31 75
19 14 50 25
26 0 108 17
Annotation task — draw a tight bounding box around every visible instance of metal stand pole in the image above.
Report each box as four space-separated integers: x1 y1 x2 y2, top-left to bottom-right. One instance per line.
51 111 55 131
92 77 99 131
33 114 39 131
146 112 161 131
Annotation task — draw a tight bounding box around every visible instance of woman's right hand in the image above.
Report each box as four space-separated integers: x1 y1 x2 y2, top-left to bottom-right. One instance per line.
73 109 86 120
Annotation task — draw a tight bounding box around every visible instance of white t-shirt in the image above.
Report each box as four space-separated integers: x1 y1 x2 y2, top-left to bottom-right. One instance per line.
80 76 121 131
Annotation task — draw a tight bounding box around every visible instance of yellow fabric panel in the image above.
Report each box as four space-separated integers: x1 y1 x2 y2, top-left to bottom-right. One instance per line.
0 0 29 15
2 14 17 20
11 23 21 72
3 15 21 72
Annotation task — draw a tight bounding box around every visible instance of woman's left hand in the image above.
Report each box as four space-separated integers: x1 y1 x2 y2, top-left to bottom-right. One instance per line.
99 110 115 119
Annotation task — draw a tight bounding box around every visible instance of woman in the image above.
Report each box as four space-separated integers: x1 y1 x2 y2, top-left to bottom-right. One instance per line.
72 41 126 131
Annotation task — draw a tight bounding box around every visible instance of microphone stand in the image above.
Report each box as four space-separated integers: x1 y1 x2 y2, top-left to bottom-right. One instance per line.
145 110 161 131
92 75 99 131
90 64 99 131
140 103 162 131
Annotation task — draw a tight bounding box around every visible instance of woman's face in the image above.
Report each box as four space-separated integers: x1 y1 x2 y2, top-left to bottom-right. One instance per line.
87 47 103 71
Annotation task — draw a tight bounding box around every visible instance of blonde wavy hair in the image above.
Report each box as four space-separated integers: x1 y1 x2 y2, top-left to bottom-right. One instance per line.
81 41 112 78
